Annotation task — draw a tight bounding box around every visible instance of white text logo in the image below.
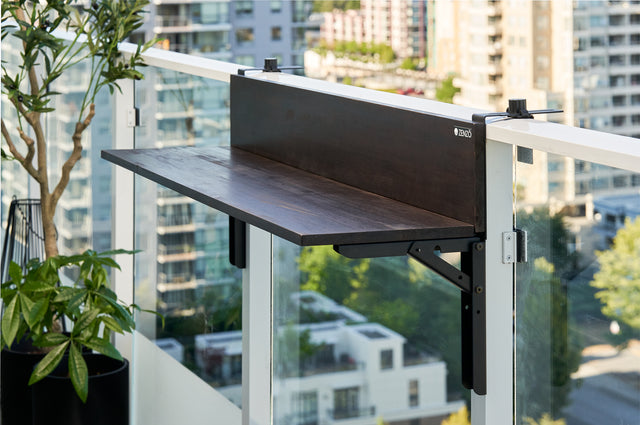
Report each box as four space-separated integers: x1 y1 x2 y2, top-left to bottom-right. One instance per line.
454 126 472 138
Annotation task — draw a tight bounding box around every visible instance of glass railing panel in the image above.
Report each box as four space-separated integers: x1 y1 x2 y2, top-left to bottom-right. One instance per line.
133 68 241 408
1 33 116 277
515 151 640 424
272 236 470 425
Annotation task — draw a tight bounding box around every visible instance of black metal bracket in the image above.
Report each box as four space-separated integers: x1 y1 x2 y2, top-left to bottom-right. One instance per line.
238 57 303 76
335 237 486 395
229 217 246 269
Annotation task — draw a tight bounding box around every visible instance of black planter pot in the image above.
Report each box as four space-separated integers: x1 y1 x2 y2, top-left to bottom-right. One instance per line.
1 339 46 425
31 354 129 425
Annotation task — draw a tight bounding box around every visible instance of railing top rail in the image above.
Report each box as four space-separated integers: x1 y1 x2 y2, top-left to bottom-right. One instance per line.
120 43 640 173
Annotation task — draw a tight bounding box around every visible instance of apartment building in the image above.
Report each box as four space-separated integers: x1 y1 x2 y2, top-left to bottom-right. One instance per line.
320 0 427 59
188 291 464 425
130 0 316 314
446 0 640 220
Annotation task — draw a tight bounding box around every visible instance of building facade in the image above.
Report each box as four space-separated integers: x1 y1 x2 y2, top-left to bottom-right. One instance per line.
320 0 427 59
188 291 464 425
448 0 640 219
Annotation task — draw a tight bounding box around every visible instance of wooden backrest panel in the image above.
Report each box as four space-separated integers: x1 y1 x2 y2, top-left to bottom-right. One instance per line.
230 75 485 231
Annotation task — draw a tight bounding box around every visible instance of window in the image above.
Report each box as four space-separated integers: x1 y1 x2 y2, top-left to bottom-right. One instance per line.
333 387 359 419
409 380 419 407
271 26 282 41
589 15 607 27
235 28 254 46
612 95 626 107
292 391 318 425
613 175 628 188
632 74 640 85
632 54 640 65
631 34 640 45
235 0 253 16
609 55 625 66
380 349 393 370
610 75 626 87
609 34 625 46
234 55 255 67
292 27 306 50
590 55 606 68
609 14 625 26
270 0 282 13
589 36 605 47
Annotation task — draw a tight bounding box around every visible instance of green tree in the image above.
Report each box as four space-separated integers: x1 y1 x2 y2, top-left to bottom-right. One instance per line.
274 325 323 377
298 247 465 395
435 76 461 104
591 216 640 329
313 1 361 13
400 57 417 70
515 208 582 421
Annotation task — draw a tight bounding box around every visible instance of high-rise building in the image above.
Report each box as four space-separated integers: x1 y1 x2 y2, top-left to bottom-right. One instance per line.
446 0 640 217
133 0 316 313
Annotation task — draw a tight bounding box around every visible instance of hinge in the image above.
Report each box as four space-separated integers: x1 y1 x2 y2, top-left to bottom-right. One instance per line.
127 107 140 128
502 229 527 264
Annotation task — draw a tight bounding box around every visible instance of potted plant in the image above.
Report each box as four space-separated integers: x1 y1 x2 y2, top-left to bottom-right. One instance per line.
1 0 156 258
1 1 157 423
1 250 153 424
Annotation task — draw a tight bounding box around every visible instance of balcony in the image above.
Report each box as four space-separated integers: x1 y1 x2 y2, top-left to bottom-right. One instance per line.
328 406 376 421
3 28 640 425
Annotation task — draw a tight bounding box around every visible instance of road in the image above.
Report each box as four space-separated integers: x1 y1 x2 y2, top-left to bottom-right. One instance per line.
563 342 640 425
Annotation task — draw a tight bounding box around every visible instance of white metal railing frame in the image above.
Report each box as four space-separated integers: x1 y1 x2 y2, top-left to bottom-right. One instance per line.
111 41 640 425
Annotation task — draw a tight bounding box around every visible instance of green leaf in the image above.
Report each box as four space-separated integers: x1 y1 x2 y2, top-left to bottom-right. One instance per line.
53 287 80 302
100 315 123 334
28 298 50 328
8 261 22 283
81 338 122 361
29 340 69 385
19 293 35 327
69 343 89 403
72 308 100 336
36 332 69 347
1 295 21 347
67 290 88 313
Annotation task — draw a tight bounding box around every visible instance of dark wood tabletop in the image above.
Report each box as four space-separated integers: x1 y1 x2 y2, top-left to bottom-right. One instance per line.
102 146 475 246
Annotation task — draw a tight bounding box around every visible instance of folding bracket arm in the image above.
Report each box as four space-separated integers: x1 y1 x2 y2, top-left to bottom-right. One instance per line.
335 237 487 395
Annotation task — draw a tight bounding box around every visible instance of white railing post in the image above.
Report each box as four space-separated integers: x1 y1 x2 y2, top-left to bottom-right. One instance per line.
111 79 135 359
471 140 515 425
242 225 273 425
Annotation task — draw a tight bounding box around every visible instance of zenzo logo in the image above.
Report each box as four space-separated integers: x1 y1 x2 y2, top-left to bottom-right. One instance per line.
454 126 472 138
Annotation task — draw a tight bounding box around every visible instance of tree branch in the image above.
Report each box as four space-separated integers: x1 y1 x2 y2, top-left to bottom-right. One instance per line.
50 104 95 210
1 119 40 182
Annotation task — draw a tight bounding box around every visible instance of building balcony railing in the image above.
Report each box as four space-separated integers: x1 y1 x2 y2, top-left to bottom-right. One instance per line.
6 28 638 425
327 406 376 421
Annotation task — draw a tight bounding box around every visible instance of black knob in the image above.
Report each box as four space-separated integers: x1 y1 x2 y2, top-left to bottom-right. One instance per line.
264 58 279 72
508 98 526 114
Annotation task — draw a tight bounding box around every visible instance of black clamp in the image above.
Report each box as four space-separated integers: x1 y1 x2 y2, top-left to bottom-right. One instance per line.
472 98 563 165
238 57 303 76
472 98 562 123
